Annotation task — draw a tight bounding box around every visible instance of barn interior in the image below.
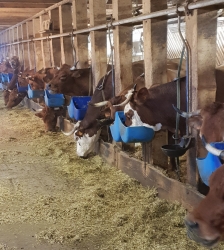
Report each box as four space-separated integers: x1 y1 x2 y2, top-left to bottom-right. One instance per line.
0 0 224 249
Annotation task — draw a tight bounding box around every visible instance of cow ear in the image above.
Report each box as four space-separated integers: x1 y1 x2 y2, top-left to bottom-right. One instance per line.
135 87 149 104
188 116 203 130
71 70 82 78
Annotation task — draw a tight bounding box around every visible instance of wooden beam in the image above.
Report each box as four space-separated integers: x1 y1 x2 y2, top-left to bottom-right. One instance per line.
40 13 51 68
22 23 29 69
33 18 43 70
1 0 60 3
72 0 89 68
59 4 74 65
142 0 168 168
0 3 54 8
185 8 217 187
0 8 44 14
50 8 61 67
113 0 133 94
89 0 107 88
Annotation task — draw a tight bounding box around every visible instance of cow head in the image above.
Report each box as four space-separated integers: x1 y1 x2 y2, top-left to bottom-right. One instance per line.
48 65 90 96
35 106 65 132
185 164 224 248
28 73 46 90
6 89 26 109
9 56 20 69
74 121 102 157
174 102 224 143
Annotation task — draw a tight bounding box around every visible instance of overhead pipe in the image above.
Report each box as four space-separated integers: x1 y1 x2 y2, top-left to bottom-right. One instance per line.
0 0 223 48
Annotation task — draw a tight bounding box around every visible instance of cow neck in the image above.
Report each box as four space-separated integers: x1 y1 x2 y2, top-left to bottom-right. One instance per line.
96 70 112 101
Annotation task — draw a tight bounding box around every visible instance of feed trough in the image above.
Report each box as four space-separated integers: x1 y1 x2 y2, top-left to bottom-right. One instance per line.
44 89 64 107
8 73 13 81
161 136 194 158
110 112 123 142
67 96 91 120
27 84 45 99
110 111 155 143
16 82 28 93
196 142 224 186
1 73 9 83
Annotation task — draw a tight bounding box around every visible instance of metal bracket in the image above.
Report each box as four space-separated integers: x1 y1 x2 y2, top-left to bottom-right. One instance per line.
183 0 192 16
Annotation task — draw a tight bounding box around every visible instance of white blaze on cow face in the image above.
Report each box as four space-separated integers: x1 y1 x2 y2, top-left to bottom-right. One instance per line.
74 129 101 157
124 103 162 131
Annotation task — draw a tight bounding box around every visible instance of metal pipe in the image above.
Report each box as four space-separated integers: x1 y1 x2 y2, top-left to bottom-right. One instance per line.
0 0 223 47
177 15 191 136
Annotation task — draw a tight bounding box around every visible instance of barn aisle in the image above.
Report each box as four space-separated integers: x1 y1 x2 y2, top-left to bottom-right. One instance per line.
0 91 218 250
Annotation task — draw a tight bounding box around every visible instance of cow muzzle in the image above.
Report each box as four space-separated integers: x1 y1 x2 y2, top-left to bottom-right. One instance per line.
185 219 220 248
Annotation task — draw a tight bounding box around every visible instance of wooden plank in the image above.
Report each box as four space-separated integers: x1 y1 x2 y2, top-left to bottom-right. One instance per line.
142 0 168 168
0 8 44 14
50 8 61 67
99 141 204 211
8 30 12 58
33 18 43 70
17 25 23 64
40 13 52 68
59 4 74 66
0 3 53 8
89 0 107 88
26 21 35 69
22 23 29 69
113 0 133 94
185 8 217 187
72 0 89 68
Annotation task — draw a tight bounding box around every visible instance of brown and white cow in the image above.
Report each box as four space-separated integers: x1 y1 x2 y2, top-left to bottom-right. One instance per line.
69 58 188 157
61 61 145 157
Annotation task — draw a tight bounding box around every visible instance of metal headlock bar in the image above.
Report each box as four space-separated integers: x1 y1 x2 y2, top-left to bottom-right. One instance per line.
0 0 223 48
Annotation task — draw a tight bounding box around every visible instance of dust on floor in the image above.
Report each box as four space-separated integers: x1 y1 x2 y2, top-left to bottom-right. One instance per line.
0 92 221 250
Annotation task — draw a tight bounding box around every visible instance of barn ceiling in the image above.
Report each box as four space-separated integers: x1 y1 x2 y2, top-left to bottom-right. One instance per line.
0 0 62 31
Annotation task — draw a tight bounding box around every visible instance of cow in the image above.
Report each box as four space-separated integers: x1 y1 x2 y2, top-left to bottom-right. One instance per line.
65 58 188 158
184 147 224 248
28 67 59 90
47 64 92 96
6 89 27 109
60 60 146 157
35 105 66 132
173 102 224 143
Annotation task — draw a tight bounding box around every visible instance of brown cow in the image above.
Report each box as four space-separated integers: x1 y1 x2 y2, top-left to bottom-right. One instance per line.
6 89 27 109
35 105 66 132
47 64 91 96
28 67 58 90
174 102 224 143
185 162 224 248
